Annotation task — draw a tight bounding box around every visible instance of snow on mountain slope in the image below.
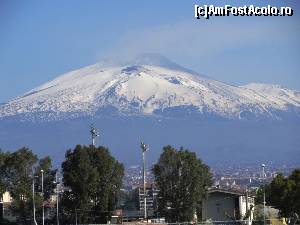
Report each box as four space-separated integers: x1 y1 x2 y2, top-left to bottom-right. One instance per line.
1 55 300 120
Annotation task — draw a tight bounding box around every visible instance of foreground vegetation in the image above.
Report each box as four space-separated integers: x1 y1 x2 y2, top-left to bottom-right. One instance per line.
1 145 299 224
0 145 212 223
256 169 300 218
153 145 212 222
0 145 124 224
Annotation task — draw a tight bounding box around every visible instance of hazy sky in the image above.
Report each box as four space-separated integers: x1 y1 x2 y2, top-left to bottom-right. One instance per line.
0 0 299 103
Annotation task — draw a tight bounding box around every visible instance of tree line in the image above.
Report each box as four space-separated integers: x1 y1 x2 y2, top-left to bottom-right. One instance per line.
0 144 212 224
1 144 299 224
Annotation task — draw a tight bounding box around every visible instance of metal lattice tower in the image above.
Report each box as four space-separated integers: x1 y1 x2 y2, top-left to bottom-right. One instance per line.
90 124 99 147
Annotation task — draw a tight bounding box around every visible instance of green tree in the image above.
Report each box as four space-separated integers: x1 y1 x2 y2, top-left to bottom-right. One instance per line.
4 147 38 222
153 145 212 222
0 147 56 223
255 186 264 205
266 169 300 217
287 169 300 212
61 145 124 223
35 156 57 200
0 150 10 222
0 150 10 196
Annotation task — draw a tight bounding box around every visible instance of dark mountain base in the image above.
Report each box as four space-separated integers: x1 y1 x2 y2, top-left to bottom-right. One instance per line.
0 115 299 168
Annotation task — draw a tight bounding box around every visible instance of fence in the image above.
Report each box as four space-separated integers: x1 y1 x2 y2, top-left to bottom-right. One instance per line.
65 219 298 225
2 218 294 225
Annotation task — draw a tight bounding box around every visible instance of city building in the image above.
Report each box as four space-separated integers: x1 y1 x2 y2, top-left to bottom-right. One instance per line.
202 188 255 222
138 183 159 212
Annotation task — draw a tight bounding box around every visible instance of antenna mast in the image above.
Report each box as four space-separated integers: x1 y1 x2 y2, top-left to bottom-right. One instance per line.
90 124 99 147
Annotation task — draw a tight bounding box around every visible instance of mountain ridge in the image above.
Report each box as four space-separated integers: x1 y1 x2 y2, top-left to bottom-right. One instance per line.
1 54 300 121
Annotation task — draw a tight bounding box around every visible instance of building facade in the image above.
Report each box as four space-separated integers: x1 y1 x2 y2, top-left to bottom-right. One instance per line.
0 191 16 222
138 184 159 212
202 188 255 222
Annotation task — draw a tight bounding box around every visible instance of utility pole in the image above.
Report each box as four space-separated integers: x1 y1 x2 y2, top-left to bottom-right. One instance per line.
32 176 38 225
141 141 149 221
246 189 250 225
41 169 45 225
56 172 60 225
261 164 266 225
75 209 78 225
90 124 99 147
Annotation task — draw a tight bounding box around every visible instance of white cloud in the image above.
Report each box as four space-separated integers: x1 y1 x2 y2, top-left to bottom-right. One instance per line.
99 17 298 62
94 17 300 90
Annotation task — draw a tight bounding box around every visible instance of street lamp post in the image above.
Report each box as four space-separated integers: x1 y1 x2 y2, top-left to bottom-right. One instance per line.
41 169 45 225
55 172 60 225
141 141 149 221
75 209 78 225
261 164 266 225
32 175 38 225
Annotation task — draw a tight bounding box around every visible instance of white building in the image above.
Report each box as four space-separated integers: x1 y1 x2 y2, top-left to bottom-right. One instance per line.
202 188 255 222
0 191 16 222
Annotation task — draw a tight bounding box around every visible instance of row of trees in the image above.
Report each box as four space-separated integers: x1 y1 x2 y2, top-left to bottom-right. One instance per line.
0 145 124 224
0 144 212 223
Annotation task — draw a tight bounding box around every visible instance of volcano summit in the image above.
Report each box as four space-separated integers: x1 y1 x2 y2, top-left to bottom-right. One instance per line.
1 54 299 165
1 54 300 121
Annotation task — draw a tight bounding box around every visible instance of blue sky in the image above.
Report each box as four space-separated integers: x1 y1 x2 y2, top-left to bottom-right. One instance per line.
0 0 299 103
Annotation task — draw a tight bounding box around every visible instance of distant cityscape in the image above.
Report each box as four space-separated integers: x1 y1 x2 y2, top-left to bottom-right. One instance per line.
123 163 299 189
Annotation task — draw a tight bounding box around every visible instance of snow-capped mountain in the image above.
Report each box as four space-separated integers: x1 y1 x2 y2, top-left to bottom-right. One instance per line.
1 54 300 165
1 54 300 121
